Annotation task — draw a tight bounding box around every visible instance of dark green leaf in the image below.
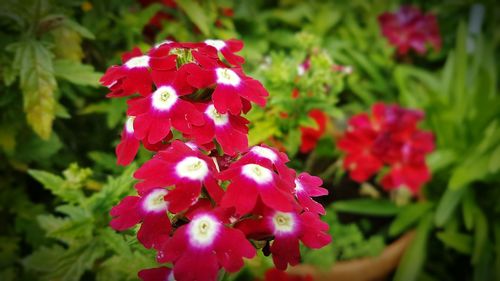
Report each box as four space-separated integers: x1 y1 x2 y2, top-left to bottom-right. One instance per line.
437 231 473 255
394 212 433 281
435 187 466 227
176 0 211 36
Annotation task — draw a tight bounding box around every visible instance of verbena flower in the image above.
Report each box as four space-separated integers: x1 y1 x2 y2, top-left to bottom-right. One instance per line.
156 210 255 281
338 103 434 194
134 141 223 213
103 40 332 281
378 5 441 55
110 187 171 249
299 109 328 154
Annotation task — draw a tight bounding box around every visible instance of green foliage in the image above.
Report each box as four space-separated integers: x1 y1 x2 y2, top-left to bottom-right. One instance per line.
333 198 401 217
22 163 156 281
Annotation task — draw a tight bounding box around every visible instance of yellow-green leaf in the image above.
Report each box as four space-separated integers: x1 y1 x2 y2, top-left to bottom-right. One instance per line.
12 39 57 140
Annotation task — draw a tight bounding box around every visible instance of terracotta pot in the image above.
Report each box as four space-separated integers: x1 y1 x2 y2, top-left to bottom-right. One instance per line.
287 230 416 281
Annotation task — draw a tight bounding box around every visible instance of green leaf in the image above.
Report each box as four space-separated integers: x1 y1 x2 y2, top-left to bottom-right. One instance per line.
389 202 434 237
488 145 500 173
86 164 137 214
284 128 301 157
394 212 433 281
437 231 473 255
37 213 93 245
23 241 106 281
435 187 466 227
461 188 475 231
11 39 57 139
333 199 400 216
98 228 132 256
472 207 489 265
28 169 84 203
176 0 211 36
64 18 95 40
53 59 102 86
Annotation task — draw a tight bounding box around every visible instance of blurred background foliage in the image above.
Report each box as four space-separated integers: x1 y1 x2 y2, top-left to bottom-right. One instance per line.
0 0 499 280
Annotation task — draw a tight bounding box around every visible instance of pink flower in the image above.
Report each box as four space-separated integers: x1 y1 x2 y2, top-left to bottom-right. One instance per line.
184 60 268 115
268 211 331 270
100 47 177 97
188 102 249 156
219 152 295 215
156 211 255 281
294 173 328 215
201 39 245 66
237 145 296 186
138 267 173 281
110 188 171 249
236 208 331 270
126 67 204 144
134 141 223 213
378 5 441 55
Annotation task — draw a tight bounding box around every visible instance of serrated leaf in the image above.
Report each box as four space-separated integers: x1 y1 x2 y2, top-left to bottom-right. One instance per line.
176 0 211 36
333 198 400 216
98 228 132 256
86 164 137 214
53 59 102 86
28 169 84 203
389 202 433 237
51 25 83 61
12 39 57 139
24 241 106 281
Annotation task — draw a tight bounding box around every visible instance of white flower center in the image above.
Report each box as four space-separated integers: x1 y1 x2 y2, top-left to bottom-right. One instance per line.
152 86 178 111
251 146 278 162
242 164 273 184
125 116 135 133
189 215 219 247
294 179 304 193
272 212 295 234
125 55 150 68
216 68 241 86
204 39 226 51
175 156 209 181
143 189 168 212
205 104 229 126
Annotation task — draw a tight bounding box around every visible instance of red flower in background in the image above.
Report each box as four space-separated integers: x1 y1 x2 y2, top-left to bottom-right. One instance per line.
299 109 328 153
338 103 434 194
378 5 441 55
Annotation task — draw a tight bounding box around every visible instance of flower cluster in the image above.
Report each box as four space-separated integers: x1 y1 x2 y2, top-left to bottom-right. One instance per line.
101 40 331 281
378 5 441 55
338 103 434 195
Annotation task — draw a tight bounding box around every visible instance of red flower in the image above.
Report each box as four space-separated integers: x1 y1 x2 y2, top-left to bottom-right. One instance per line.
126 67 204 144
138 267 173 281
338 103 435 194
237 145 296 186
378 5 441 55
184 60 268 115
110 188 171 249
156 211 255 281
219 151 295 215
299 109 328 153
134 141 223 213
236 209 331 270
100 47 177 98
294 173 328 215
202 39 245 66
188 102 249 156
